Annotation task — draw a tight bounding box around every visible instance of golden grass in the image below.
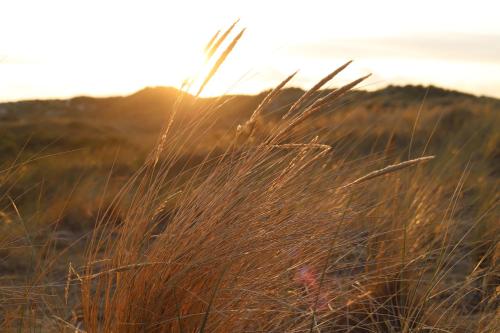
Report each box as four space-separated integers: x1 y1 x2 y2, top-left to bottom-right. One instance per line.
0 22 498 333
70 25 497 333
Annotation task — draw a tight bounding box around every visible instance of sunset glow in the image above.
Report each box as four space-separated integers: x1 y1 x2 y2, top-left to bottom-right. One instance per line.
1 0 499 101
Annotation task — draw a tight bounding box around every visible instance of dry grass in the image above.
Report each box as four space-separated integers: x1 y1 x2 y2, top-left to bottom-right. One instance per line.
0 23 498 332
73 26 498 333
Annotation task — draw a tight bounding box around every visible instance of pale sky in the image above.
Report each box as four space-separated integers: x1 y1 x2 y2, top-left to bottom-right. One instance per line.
1 0 500 101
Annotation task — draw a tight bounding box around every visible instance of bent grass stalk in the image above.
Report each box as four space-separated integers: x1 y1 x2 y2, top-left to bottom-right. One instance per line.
341 156 435 189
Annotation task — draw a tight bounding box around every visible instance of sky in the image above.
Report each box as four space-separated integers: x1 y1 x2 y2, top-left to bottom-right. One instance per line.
1 0 499 101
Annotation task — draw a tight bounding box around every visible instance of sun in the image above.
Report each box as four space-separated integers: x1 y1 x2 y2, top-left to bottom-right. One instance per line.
99 21 250 98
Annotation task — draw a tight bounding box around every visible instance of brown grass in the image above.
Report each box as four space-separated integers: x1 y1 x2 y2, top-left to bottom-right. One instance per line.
0 23 498 333
71 25 498 333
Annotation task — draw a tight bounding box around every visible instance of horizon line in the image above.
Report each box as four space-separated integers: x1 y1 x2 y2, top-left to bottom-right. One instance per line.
0 82 496 104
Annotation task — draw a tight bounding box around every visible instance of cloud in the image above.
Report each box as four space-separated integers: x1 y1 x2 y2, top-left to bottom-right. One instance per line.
284 33 500 64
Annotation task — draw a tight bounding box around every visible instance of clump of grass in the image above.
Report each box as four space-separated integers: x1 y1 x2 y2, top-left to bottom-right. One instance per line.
69 23 498 333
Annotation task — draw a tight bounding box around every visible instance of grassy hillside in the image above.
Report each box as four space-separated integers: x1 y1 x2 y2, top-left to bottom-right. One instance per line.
0 84 497 237
0 81 498 331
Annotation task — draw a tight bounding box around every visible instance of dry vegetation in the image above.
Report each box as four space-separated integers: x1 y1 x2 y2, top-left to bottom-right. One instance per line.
0 23 499 332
